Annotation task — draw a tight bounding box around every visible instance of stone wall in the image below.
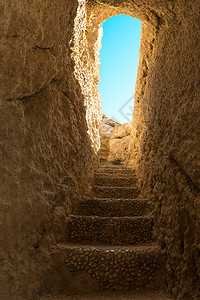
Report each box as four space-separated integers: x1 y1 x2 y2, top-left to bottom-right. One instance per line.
0 0 97 299
135 7 200 299
72 0 102 152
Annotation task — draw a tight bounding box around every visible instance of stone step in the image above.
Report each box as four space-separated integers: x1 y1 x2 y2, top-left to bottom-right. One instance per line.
96 166 135 176
73 197 150 217
67 216 153 245
94 175 137 187
98 163 127 167
94 172 135 179
42 244 165 294
91 186 140 199
98 164 132 170
41 291 173 300
96 169 135 175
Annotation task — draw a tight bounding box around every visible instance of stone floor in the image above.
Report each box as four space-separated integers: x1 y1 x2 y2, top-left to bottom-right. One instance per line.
41 290 174 300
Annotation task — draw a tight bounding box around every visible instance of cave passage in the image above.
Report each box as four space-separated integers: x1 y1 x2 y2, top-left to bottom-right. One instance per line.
98 15 141 124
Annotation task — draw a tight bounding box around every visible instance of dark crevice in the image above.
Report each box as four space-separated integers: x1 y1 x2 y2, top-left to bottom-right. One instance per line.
33 243 40 249
34 45 56 57
61 91 69 99
148 8 164 28
169 155 200 193
5 34 20 38
5 76 58 102
16 86 46 102
4 87 45 103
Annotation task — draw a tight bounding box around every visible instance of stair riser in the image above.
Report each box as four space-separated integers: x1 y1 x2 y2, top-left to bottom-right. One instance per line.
95 170 135 176
91 187 140 199
68 217 153 245
40 246 165 295
74 199 149 217
64 247 163 291
94 177 137 187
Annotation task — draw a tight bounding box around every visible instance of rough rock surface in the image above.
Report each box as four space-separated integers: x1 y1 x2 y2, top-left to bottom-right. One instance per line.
98 114 120 162
72 0 103 152
131 5 200 300
108 123 133 164
98 114 133 164
111 123 132 139
0 1 97 299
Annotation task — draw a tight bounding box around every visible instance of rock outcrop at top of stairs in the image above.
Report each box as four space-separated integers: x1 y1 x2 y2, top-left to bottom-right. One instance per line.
98 115 133 165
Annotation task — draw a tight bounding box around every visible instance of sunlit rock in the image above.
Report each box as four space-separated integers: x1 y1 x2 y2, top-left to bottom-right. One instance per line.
98 114 120 162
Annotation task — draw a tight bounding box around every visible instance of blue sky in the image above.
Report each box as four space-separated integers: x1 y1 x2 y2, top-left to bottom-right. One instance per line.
98 15 141 124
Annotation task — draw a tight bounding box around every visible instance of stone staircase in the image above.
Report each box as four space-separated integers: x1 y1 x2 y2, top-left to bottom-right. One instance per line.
41 164 165 297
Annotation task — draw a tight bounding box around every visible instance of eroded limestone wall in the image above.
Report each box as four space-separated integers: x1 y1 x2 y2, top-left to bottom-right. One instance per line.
0 0 97 299
135 6 200 298
72 0 102 152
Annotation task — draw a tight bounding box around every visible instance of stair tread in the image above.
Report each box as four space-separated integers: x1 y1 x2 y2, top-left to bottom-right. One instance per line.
94 171 136 177
91 186 140 199
47 243 164 292
96 167 135 170
53 243 160 252
95 169 135 175
92 186 139 189
94 176 138 187
69 215 152 220
41 291 173 300
74 197 150 217
81 196 148 201
95 174 136 178
97 170 132 172
68 215 153 245
98 164 132 168
95 170 135 174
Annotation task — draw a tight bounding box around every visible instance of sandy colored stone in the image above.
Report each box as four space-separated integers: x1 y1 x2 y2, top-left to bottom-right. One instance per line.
98 117 133 164
111 123 132 139
98 114 120 162
108 135 132 164
0 1 97 299
1 0 200 299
